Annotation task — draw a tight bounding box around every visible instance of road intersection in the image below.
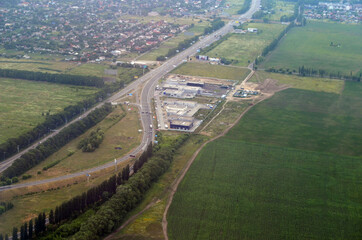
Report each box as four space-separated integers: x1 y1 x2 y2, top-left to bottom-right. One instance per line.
0 0 260 191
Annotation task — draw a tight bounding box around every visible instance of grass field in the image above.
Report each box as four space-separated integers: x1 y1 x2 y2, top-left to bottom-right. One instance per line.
227 83 362 157
139 22 209 61
250 71 344 94
20 106 142 181
202 101 250 137
262 21 362 76
267 0 295 21
172 62 250 81
223 0 246 15
168 139 362 240
0 58 141 80
0 78 98 144
204 23 286 66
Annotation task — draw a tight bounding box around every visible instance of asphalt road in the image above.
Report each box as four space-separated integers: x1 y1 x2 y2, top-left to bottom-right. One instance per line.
0 0 260 191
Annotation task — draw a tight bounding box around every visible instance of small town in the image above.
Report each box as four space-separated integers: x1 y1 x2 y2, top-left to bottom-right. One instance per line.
304 2 362 23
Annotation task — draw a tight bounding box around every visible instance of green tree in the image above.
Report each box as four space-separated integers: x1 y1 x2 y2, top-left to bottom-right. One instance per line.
12 227 18 240
28 220 33 239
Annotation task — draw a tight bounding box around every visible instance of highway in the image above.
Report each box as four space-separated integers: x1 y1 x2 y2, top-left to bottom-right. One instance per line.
0 0 260 191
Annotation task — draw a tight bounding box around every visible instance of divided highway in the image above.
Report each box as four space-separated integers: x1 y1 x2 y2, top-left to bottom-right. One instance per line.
0 0 260 191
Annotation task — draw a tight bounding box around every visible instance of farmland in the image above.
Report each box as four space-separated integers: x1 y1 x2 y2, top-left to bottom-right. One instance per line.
203 23 286 66
227 83 362 157
167 80 362 239
0 78 98 144
172 62 250 81
168 139 362 240
262 21 362 76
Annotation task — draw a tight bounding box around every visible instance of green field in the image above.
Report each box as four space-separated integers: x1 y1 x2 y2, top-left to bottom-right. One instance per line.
250 71 344 94
263 21 362 76
168 139 362 240
0 78 98 144
172 62 250 81
227 83 362 157
0 58 142 80
21 107 142 181
168 81 362 239
266 0 295 21
204 23 286 66
223 0 246 15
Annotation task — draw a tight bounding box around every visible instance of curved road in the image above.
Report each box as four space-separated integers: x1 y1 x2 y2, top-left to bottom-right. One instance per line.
0 0 260 191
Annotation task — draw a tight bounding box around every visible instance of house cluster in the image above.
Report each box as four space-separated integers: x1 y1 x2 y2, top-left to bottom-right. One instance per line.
0 0 203 60
304 2 362 23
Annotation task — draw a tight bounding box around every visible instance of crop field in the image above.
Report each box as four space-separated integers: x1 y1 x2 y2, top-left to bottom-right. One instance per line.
172 62 250 81
0 78 98 144
262 21 362 76
139 22 209 61
168 79 362 239
204 23 286 66
168 139 362 240
250 71 344 93
21 106 142 181
227 83 362 157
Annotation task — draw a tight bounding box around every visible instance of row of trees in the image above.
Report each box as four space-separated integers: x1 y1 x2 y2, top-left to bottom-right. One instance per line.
0 69 104 88
0 81 122 166
297 66 361 81
261 22 295 58
77 128 104 152
2 162 132 240
71 134 189 239
2 104 113 180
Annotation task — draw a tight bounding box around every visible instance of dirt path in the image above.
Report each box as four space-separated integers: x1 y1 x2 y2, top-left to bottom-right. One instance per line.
103 198 158 240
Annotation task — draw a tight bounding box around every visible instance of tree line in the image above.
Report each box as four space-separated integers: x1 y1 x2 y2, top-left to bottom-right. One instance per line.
1 157 132 240
70 134 189 239
1 138 162 239
1 104 113 181
0 69 104 88
0 81 123 166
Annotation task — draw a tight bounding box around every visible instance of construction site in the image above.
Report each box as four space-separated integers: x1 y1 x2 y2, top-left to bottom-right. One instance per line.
154 74 235 131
